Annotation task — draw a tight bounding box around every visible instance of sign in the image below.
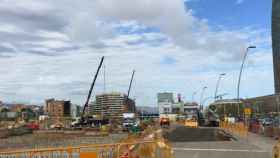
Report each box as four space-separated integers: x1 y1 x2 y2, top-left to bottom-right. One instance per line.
80 152 97 158
244 108 251 115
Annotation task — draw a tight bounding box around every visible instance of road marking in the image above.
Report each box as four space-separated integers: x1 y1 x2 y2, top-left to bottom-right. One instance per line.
173 147 268 153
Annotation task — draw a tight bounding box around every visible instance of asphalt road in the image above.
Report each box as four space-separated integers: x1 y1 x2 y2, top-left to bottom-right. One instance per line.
172 141 271 158
165 126 273 158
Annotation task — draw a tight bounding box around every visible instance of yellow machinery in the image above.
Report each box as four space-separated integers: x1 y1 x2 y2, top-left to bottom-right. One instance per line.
185 118 198 128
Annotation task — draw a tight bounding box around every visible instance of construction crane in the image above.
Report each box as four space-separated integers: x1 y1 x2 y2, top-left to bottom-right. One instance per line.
122 70 140 132
127 70 135 102
72 56 104 128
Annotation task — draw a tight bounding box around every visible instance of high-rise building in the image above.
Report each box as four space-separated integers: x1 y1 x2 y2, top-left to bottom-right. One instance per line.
92 92 136 119
157 92 174 103
272 0 280 94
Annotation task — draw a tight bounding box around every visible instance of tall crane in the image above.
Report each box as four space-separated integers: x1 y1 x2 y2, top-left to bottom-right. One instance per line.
127 70 135 101
81 56 104 123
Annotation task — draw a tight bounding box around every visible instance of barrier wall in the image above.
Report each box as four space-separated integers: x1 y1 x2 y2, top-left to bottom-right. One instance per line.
0 139 173 158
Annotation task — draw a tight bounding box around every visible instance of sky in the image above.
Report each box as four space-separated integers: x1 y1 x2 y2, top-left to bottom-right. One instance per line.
0 0 273 106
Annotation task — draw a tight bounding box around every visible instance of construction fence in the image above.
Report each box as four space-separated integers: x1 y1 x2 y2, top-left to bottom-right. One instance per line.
219 121 248 138
0 139 173 158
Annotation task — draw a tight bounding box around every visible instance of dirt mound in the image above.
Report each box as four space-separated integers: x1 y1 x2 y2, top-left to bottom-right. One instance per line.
163 126 232 142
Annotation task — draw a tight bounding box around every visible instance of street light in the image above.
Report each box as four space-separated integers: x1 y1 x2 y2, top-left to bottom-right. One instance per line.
214 73 226 100
237 46 256 101
236 46 256 117
200 86 208 110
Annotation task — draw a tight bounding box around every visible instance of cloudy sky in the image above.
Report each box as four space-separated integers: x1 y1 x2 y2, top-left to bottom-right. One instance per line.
0 0 273 106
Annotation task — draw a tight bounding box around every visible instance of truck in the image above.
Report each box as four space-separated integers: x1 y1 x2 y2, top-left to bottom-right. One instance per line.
122 113 139 131
160 117 170 128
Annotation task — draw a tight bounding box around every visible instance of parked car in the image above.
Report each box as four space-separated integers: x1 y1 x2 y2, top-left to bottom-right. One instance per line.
262 118 273 126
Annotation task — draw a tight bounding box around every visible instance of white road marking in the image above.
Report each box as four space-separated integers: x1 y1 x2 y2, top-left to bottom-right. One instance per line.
173 147 268 153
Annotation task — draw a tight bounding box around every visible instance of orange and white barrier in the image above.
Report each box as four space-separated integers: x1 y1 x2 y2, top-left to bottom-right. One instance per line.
220 121 248 138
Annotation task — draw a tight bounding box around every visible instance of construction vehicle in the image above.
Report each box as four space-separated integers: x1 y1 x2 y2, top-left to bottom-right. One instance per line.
121 70 141 133
185 116 198 128
72 56 107 128
160 117 170 128
50 122 64 130
25 122 39 130
205 105 220 127
122 113 140 132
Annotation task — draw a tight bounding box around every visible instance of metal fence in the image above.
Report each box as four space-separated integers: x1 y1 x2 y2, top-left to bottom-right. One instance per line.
0 139 173 158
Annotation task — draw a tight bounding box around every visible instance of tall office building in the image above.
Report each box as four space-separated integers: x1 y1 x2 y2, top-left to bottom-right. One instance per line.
272 0 280 94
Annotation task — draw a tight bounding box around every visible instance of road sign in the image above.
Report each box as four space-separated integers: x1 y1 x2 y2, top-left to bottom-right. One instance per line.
244 108 251 115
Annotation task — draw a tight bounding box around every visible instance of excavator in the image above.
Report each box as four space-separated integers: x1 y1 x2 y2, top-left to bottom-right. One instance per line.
205 104 220 127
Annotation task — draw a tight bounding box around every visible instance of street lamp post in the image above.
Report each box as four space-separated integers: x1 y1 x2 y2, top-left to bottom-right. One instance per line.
236 46 256 116
200 86 208 110
214 73 226 100
237 46 256 101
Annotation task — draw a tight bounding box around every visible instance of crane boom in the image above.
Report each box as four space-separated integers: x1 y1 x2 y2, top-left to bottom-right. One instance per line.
127 70 135 99
82 56 104 117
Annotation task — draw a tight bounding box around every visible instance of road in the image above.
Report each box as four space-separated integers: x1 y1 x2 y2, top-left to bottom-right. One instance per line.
173 141 271 158
164 125 274 158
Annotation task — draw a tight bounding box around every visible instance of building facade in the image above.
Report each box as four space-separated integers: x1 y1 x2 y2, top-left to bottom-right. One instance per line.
158 102 172 114
45 99 71 117
157 92 174 103
272 0 280 93
92 92 136 119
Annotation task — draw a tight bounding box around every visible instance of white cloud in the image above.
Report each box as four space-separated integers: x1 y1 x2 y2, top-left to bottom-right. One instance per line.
0 0 273 106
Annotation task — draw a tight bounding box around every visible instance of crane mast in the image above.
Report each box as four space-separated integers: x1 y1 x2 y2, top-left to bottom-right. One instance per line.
81 56 104 119
127 70 135 100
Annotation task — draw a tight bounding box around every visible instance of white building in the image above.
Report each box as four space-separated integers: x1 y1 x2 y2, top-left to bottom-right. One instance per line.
71 104 79 118
158 102 172 114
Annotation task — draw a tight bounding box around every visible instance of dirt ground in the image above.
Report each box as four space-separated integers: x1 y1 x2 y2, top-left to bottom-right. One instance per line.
0 131 127 151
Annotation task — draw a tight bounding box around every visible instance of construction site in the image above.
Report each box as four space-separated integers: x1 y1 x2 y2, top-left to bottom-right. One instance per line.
0 55 279 158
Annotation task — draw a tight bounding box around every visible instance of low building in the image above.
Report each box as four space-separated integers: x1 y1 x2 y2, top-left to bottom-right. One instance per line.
10 104 26 112
183 102 199 114
45 99 71 117
158 102 172 114
210 95 279 117
0 111 18 120
244 95 277 114
172 102 184 114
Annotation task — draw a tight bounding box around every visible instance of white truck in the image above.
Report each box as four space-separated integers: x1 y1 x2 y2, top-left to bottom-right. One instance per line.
122 113 138 131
